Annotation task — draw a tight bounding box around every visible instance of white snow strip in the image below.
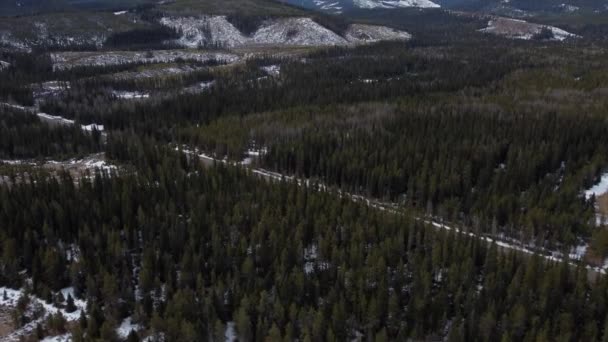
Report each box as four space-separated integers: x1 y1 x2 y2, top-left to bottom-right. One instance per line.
113 90 150 100
0 102 33 112
51 50 239 70
0 60 10 70
36 112 104 132
41 334 72 342
37 113 75 125
225 321 237 342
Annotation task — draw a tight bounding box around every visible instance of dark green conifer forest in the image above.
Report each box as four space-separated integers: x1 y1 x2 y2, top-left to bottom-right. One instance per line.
3 0 608 340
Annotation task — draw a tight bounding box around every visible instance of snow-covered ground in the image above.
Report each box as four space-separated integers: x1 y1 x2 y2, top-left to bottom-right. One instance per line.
183 80 216 94
313 0 344 14
0 286 86 342
354 0 440 9
253 17 348 46
111 64 204 80
585 173 608 199
112 90 150 100
33 81 70 105
558 3 579 13
1 153 117 178
0 27 106 52
261 65 281 77
116 316 142 339
0 60 10 71
161 16 247 48
51 50 239 70
345 24 412 43
161 16 411 48
37 112 105 132
584 172 608 225
0 102 32 112
225 321 237 342
479 17 579 41
41 333 72 342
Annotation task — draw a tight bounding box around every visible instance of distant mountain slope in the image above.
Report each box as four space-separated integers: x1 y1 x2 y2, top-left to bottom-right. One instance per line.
160 15 411 48
0 0 154 16
282 0 607 16
282 0 440 14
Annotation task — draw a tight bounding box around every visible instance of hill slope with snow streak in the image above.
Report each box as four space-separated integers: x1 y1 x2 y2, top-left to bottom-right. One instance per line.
354 0 440 9
161 16 412 48
479 17 579 41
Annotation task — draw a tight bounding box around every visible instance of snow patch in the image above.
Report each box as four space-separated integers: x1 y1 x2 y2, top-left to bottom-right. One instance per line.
112 90 150 100
116 316 142 339
345 24 411 43
479 17 579 41
41 334 72 342
261 65 280 76
558 4 579 13
225 321 237 342
354 0 440 9
313 0 343 14
0 60 10 70
0 286 86 341
584 172 608 199
37 112 75 126
253 17 347 46
37 112 104 132
51 50 238 70
161 16 247 48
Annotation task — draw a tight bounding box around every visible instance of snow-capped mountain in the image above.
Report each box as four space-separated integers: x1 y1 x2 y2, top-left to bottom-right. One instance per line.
283 0 439 15
354 0 440 9
160 16 412 48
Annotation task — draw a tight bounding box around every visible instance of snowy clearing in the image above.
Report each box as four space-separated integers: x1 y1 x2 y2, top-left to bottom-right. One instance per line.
479 17 579 41
346 24 412 43
585 172 608 199
1 153 118 181
261 65 281 76
41 333 72 342
36 112 104 132
116 316 142 339
51 50 239 70
0 286 86 342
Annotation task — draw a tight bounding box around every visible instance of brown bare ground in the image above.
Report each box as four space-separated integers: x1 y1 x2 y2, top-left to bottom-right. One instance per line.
0 306 14 338
596 193 608 220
